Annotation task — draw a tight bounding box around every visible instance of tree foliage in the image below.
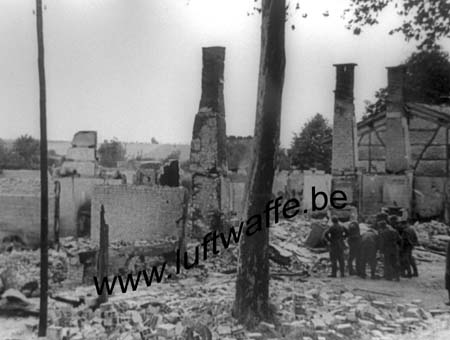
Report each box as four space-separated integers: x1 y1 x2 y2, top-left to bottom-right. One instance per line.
0 139 8 168
404 47 450 103
7 135 41 169
98 139 126 167
289 113 332 172
363 87 388 119
363 47 450 117
346 0 450 49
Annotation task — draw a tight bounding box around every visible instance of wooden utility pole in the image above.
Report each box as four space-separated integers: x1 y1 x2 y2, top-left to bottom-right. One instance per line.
54 180 61 249
36 0 48 336
98 205 109 304
233 0 286 327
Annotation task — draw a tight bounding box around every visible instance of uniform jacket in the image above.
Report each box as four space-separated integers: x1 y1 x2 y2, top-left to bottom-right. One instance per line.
325 224 348 249
379 225 402 253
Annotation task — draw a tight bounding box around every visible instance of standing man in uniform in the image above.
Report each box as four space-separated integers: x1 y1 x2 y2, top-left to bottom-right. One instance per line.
347 221 361 276
378 218 402 281
389 215 406 276
401 220 419 277
359 225 380 279
325 217 348 278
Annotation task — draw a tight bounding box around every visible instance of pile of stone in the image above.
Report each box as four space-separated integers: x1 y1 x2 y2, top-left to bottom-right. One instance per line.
269 219 330 275
0 249 67 296
272 280 436 340
43 273 235 340
37 271 446 340
193 217 330 277
414 220 450 253
60 237 97 255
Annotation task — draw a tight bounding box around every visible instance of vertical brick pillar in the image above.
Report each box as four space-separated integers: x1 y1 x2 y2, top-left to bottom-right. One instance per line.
189 47 228 238
331 64 357 175
190 47 227 173
331 64 359 220
385 65 410 174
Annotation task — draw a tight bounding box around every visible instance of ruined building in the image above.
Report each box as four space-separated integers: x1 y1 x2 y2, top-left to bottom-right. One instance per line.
357 65 450 219
190 47 228 236
331 64 450 220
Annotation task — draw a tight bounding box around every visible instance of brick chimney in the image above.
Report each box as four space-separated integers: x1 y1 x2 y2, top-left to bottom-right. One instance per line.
190 46 227 173
331 63 358 174
199 46 225 115
385 65 410 173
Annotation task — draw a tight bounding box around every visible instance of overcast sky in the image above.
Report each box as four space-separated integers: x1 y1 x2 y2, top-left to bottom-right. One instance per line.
1 0 449 147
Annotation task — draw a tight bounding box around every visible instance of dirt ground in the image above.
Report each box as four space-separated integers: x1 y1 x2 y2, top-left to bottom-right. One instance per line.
320 255 447 310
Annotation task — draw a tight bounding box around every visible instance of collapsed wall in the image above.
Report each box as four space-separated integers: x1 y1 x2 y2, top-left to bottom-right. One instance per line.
189 47 228 237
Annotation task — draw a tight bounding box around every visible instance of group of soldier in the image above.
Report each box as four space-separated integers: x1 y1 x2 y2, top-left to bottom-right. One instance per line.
324 213 419 280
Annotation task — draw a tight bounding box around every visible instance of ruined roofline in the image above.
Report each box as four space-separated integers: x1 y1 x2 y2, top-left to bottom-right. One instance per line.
357 102 450 130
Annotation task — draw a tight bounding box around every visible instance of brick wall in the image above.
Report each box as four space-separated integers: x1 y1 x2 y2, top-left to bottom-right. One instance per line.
303 172 332 211
91 185 186 243
360 174 412 217
286 171 304 199
360 174 385 216
0 194 55 246
58 177 122 237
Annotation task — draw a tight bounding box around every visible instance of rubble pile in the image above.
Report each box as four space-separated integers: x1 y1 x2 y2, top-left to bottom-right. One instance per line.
42 274 236 340
272 279 436 340
60 237 97 256
193 217 330 277
269 219 330 275
32 273 444 340
414 220 450 252
0 249 67 296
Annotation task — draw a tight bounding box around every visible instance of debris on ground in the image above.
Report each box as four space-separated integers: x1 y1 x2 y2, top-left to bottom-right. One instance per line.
414 220 450 252
1 216 450 339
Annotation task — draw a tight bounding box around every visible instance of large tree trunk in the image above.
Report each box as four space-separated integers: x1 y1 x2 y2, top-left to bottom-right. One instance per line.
233 0 286 328
36 0 49 336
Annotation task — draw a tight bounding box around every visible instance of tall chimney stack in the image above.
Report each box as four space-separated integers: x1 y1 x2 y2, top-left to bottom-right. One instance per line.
190 46 227 173
189 47 228 238
331 63 358 174
385 65 410 173
199 46 225 115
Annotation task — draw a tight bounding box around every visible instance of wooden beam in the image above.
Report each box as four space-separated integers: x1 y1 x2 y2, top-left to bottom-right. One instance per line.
413 127 441 171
